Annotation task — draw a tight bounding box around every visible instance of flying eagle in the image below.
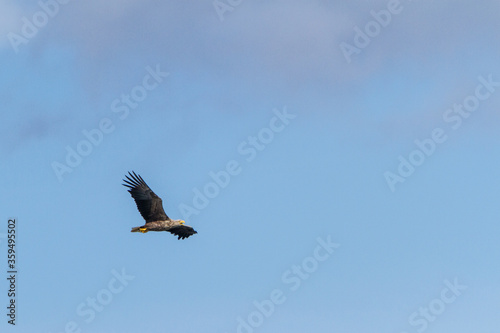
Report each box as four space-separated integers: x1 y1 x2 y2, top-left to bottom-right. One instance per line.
122 171 197 240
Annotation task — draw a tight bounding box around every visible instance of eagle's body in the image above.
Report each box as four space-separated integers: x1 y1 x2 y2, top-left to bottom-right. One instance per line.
131 220 180 232
123 171 197 240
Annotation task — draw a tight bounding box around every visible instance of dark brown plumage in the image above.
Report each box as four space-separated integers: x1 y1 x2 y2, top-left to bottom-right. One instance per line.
123 171 197 240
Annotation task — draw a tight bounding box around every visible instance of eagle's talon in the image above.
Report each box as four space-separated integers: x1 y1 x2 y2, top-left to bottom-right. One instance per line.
139 227 148 233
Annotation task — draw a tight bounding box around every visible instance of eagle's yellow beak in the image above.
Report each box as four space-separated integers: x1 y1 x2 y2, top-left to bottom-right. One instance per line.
180 220 185 225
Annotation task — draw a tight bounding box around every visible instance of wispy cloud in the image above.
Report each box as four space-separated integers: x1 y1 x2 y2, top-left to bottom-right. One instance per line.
3 0 500 150
7 1 500 85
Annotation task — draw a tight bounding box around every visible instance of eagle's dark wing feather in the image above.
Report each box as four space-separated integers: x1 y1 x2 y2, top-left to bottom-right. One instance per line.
168 225 198 240
122 171 169 222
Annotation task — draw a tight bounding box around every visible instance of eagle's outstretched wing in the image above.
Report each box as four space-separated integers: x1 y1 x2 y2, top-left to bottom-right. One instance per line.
168 225 198 240
122 171 169 222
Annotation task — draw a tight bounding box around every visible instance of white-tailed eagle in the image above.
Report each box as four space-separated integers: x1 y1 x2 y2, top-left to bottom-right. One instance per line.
123 171 197 240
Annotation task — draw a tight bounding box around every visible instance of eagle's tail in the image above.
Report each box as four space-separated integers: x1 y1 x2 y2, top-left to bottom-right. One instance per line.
131 226 149 233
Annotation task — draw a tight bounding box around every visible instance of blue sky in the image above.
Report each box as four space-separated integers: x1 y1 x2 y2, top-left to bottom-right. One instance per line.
1 0 500 332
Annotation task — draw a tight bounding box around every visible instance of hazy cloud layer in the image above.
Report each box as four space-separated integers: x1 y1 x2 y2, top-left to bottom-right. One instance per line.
3 0 500 150
5 1 500 81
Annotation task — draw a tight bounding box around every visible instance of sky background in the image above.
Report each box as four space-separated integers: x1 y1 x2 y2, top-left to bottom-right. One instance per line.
1 0 500 332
